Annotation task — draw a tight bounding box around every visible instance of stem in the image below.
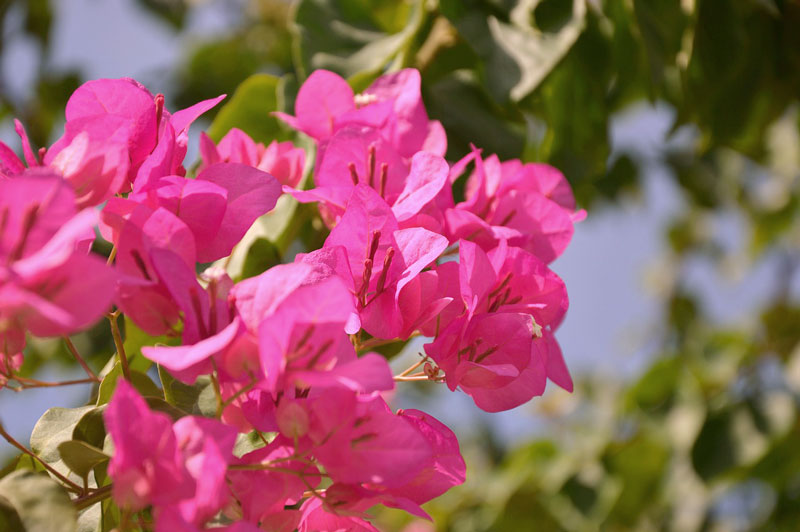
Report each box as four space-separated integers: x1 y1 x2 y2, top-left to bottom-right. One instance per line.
106 311 131 381
220 378 258 411
227 463 327 477
397 355 428 377
209 359 223 418
0 422 83 494
63 336 99 382
12 376 98 388
393 374 431 382
73 484 113 511
106 244 117 266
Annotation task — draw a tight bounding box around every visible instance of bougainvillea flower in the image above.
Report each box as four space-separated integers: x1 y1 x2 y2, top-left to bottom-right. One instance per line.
286 127 449 229
307 389 432 487
141 259 242 383
297 498 380 532
447 147 585 263
430 239 568 335
389 409 466 504
106 382 237 525
47 127 131 207
105 381 194 510
274 69 356 141
167 416 238 526
228 437 320 523
275 68 446 157
426 312 547 412
199 129 306 188
128 163 281 263
356 68 446 157
51 78 223 182
101 201 195 336
0 173 115 376
3 78 223 206
318 185 448 339
256 274 372 392
192 163 281 262
1 117 132 208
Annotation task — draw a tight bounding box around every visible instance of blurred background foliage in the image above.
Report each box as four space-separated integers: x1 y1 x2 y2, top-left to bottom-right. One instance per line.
2 0 800 530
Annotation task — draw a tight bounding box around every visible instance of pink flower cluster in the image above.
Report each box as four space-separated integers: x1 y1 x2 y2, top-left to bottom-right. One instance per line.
0 69 582 530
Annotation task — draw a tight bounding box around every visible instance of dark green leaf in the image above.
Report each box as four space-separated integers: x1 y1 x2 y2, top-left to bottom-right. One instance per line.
293 0 425 86
57 441 109 479
96 363 162 406
206 73 288 144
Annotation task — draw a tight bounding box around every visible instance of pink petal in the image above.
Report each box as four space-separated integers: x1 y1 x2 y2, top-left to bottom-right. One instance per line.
392 152 449 222
196 163 281 262
287 69 355 140
170 94 226 135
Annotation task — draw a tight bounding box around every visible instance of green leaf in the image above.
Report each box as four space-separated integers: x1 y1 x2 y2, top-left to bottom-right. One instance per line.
627 356 682 414
197 382 219 418
440 0 586 103
157 364 177 404
144 397 188 422
292 0 425 86
206 73 288 144
31 407 97 464
233 431 274 458
157 373 214 415
120 320 178 374
71 408 107 450
603 433 670 525
239 238 282 280
57 441 109 479
13 455 47 475
96 363 162 405
0 470 77 531
425 71 524 160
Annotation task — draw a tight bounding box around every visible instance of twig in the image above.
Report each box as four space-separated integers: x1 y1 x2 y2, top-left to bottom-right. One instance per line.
209 359 224 418
63 336 99 382
393 374 432 382
11 376 98 389
220 378 258 411
72 484 113 510
106 245 117 266
0 422 83 494
396 355 428 378
106 311 131 381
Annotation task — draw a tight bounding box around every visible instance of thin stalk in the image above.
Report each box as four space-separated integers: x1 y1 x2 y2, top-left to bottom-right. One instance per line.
220 378 258 411
209 359 224 418
106 311 131 381
396 356 428 378
393 374 430 382
227 463 327 477
106 245 117 266
12 376 98 388
0 422 83 494
73 484 113 511
63 336 99 382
